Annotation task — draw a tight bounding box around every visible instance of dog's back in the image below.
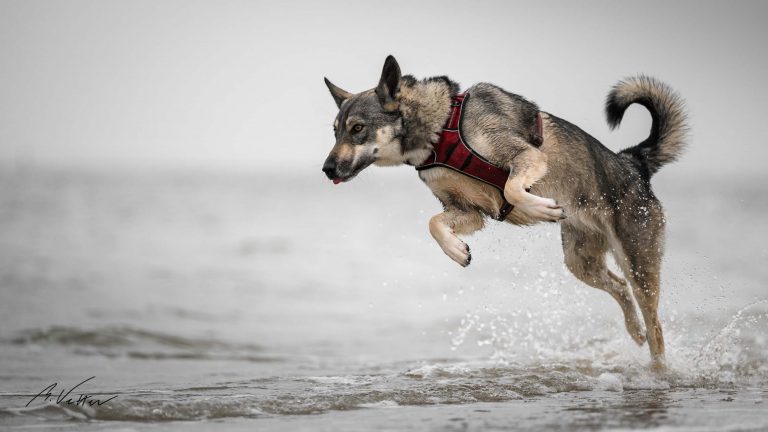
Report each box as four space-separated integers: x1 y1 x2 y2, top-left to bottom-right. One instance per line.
456 77 687 229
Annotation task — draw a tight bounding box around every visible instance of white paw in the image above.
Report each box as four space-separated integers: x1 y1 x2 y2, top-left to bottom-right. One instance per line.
440 234 471 267
519 196 566 222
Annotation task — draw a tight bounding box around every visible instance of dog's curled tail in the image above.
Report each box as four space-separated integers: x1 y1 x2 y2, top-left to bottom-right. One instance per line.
605 75 688 176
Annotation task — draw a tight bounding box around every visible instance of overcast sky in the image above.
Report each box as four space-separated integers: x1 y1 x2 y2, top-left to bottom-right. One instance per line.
0 0 766 173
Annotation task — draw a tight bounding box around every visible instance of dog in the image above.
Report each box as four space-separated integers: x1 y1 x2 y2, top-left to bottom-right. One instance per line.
321 55 687 371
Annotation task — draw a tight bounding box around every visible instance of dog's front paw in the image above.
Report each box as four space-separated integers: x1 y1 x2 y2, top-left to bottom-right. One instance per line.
440 234 471 267
519 196 566 222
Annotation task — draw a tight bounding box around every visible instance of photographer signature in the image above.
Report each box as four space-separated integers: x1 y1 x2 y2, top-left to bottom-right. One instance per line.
25 376 118 408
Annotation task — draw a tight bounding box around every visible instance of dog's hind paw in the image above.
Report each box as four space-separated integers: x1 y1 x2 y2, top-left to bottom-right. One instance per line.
626 318 646 346
631 329 647 346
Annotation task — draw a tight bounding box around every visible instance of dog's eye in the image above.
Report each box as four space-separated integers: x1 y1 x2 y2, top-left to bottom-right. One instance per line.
352 124 365 133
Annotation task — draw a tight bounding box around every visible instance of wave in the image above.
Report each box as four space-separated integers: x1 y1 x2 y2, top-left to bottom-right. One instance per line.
6 326 277 363
9 326 259 350
3 357 765 422
3 304 766 421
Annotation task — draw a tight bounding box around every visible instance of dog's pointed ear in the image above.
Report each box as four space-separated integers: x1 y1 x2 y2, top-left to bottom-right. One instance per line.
376 55 401 111
324 77 352 108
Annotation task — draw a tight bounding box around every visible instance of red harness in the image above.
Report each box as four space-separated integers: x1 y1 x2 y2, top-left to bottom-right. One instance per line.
415 93 543 221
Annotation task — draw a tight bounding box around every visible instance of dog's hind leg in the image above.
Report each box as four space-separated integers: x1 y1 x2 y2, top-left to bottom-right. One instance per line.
561 223 646 345
611 202 667 372
503 147 565 222
429 209 485 267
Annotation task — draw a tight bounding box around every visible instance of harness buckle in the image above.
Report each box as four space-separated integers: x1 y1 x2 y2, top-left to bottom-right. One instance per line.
496 202 514 221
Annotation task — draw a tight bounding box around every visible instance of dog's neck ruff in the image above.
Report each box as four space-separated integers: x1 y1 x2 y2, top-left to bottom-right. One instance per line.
415 92 544 221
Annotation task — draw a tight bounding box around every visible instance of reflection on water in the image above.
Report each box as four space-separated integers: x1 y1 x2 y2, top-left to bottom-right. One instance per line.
565 390 672 430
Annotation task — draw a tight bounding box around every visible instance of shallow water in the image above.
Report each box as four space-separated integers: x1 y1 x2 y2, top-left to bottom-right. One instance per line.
0 166 766 430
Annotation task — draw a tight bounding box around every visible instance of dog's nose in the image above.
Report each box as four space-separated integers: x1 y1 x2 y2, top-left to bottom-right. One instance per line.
322 159 337 179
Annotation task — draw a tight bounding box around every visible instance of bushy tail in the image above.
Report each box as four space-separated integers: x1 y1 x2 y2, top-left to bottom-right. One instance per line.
605 75 688 176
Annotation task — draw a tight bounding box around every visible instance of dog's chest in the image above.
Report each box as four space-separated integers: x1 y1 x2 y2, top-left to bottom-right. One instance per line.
418 167 503 214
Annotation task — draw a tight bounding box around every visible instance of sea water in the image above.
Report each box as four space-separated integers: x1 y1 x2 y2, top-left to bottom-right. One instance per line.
0 166 766 431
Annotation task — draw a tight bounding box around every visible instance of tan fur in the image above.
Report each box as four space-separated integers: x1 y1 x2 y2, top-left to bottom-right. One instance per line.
428 210 484 267
335 143 354 161
372 125 404 166
419 168 537 226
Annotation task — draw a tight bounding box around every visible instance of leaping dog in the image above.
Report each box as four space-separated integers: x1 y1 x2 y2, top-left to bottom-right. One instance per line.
321 56 687 371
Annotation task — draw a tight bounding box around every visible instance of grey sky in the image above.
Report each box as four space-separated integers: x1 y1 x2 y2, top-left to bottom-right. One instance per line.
0 0 766 173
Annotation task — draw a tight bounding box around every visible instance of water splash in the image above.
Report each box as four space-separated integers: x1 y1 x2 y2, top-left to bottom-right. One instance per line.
690 299 768 386
449 295 768 389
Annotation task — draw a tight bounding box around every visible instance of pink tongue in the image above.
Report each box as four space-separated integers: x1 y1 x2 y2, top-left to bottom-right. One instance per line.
332 178 343 185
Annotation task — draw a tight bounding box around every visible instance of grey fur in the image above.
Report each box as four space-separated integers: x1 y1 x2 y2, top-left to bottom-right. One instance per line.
607 75 689 176
324 77 352 108
321 56 689 371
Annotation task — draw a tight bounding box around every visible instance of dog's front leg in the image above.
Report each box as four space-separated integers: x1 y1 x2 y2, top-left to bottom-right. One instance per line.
428 209 485 267
504 147 565 222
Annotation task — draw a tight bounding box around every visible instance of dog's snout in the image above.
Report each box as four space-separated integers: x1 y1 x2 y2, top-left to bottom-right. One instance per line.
322 158 337 179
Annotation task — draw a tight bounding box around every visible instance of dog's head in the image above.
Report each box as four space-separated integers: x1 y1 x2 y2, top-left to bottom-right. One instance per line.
322 56 404 184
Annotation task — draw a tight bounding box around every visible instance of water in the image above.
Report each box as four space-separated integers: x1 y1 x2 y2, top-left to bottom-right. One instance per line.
0 166 766 431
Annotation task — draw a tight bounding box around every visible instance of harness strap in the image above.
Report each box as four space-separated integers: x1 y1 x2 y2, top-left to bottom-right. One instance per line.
532 112 544 147
416 92 544 221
